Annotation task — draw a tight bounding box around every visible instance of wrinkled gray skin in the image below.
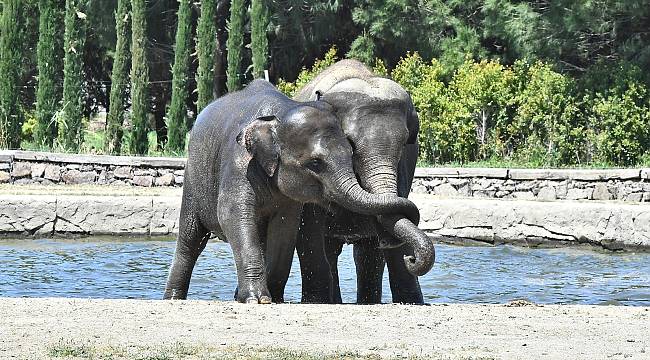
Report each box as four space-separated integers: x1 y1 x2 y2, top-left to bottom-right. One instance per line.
294 60 435 304
163 80 421 303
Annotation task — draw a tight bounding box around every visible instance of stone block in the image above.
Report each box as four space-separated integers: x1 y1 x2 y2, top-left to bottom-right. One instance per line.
11 162 31 178
62 170 97 184
626 193 643 202
154 173 175 186
592 183 613 201
31 163 46 178
537 187 557 201
56 195 152 235
174 169 185 176
434 183 458 197
0 171 10 183
513 191 535 200
566 188 593 200
150 197 181 235
133 175 154 187
134 169 155 176
174 176 184 185
43 165 61 181
113 166 133 179
0 195 56 234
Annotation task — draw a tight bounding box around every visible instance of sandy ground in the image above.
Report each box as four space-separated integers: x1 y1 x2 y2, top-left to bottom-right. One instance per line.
0 298 648 359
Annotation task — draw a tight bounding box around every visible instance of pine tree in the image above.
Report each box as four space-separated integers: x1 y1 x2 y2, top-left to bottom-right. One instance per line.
165 0 192 153
105 0 131 154
226 0 245 92
0 0 24 149
196 0 218 112
60 0 87 151
130 0 149 155
34 0 64 147
251 0 269 79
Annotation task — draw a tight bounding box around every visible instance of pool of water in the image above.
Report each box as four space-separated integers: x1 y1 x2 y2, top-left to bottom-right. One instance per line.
0 238 648 305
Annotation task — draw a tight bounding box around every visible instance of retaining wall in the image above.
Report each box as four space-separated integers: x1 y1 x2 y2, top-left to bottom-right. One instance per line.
2 150 649 202
2 193 648 251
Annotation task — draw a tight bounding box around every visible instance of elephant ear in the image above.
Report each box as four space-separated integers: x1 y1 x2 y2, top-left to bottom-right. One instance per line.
237 115 280 177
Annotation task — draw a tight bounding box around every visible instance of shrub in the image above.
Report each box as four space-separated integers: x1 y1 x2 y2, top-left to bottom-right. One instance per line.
277 47 338 97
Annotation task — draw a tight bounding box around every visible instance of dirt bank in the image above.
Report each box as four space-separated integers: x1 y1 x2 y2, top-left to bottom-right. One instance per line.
0 298 647 359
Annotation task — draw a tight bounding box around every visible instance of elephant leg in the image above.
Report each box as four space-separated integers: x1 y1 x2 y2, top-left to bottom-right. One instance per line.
384 245 424 304
164 204 210 300
265 207 301 303
296 207 333 303
354 239 385 304
324 236 344 304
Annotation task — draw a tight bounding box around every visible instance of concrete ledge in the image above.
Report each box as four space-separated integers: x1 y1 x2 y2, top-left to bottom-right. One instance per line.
508 168 641 181
413 194 650 251
2 193 648 251
2 150 186 168
414 167 508 179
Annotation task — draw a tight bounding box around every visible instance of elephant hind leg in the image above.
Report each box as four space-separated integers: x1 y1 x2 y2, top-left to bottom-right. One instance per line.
163 206 210 300
354 238 385 304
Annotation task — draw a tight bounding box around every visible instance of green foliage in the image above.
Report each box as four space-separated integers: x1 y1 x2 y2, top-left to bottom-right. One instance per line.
105 0 130 154
34 0 64 147
0 0 24 149
347 32 377 66
251 0 270 79
165 0 193 153
196 0 218 112
129 0 149 155
226 0 246 92
60 0 87 152
277 47 338 97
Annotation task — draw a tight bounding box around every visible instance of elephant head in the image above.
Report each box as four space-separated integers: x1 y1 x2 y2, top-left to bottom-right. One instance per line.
237 102 421 226
314 76 435 276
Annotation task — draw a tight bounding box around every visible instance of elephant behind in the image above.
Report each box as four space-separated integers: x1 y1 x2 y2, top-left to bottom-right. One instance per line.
163 79 421 303
295 59 435 304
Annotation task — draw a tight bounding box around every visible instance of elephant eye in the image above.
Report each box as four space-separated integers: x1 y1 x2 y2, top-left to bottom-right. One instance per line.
304 158 324 173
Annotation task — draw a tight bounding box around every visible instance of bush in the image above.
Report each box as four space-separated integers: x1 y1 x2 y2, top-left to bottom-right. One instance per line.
277 47 338 97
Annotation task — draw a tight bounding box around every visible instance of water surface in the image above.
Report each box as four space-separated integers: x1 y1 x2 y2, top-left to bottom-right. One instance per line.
0 238 648 305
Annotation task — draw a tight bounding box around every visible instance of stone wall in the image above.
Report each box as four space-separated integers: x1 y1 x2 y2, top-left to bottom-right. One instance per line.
0 151 185 187
1 150 649 202
412 168 650 202
2 193 648 251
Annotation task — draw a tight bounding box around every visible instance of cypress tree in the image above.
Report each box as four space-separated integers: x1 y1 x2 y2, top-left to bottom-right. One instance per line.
35 0 64 147
130 0 149 155
60 0 87 151
226 0 245 92
251 0 269 79
165 0 192 153
0 0 24 149
105 0 131 154
196 0 218 112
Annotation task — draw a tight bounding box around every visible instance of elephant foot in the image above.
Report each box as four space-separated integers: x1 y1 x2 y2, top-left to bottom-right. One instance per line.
235 281 273 304
163 288 188 300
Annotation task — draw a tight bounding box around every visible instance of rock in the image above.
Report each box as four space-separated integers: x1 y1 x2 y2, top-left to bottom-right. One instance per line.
592 183 613 201
11 162 31 178
31 163 46 178
537 187 557 201
434 183 458 197
150 197 182 235
154 173 175 186
643 193 650 202
56 195 152 235
0 171 10 183
448 178 469 187
133 175 154 187
566 188 592 200
14 178 34 185
113 166 133 179
174 169 185 176
62 170 97 184
626 193 643 202
43 165 61 182
174 175 184 185
134 169 155 176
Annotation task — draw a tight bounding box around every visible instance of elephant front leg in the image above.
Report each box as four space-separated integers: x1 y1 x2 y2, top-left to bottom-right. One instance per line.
264 206 301 303
220 208 271 304
296 206 335 303
384 245 424 304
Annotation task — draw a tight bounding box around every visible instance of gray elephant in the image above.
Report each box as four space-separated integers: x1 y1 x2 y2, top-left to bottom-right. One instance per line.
294 59 435 304
163 80 421 303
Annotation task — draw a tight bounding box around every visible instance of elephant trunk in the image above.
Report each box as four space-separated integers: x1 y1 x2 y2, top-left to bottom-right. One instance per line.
326 168 420 225
357 160 435 276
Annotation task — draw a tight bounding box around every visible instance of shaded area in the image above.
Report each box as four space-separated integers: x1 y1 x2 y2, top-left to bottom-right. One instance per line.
0 238 648 305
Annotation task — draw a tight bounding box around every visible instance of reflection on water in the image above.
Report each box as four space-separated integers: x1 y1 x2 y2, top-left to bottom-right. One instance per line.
0 238 648 305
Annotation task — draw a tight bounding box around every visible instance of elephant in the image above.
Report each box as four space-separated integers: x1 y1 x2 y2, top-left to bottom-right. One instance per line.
163 79 422 304
293 59 435 304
